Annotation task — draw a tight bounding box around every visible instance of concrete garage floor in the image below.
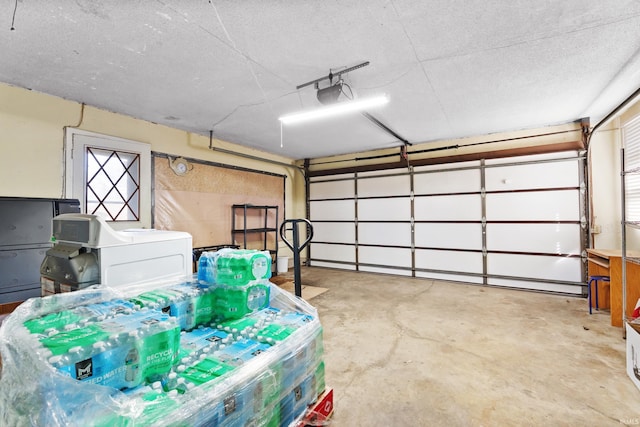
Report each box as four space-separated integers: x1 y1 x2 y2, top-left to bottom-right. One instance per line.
287 267 640 427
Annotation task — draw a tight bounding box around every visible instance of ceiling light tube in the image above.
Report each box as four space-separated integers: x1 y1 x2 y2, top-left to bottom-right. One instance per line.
279 95 389 125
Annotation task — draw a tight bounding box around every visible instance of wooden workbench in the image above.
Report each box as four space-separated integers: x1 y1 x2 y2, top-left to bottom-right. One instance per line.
587 248 640 327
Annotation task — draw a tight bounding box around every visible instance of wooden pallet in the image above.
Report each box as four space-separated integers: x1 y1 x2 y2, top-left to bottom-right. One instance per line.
297 387 334 427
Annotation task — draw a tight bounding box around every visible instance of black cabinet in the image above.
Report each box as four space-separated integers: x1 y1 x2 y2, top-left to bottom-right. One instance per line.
231 204 279 264
0 197 80 304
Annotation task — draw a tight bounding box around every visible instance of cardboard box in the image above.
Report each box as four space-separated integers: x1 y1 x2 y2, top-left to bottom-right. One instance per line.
626 322 640 391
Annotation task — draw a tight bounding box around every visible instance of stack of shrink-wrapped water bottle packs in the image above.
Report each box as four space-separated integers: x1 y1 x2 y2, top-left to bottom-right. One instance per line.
0 248 325 427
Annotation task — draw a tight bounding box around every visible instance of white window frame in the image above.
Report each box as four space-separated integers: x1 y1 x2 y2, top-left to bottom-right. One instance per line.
64 128 151 230
624 114 640 224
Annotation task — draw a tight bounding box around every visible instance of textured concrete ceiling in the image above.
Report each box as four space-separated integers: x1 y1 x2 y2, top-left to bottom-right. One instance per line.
1 1 640 160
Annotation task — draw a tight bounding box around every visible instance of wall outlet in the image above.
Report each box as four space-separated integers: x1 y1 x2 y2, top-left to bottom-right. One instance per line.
592 224 602 234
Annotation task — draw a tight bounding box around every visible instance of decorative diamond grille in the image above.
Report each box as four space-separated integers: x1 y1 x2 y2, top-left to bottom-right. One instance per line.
86 147 140 221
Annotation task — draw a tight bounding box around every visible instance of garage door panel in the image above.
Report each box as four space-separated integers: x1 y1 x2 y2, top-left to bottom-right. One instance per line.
414 168 481 194
310 200 354 221
487 277 580 294
358 169 408 177
486 223 581 254
358 174 410 197
358 197 410 221
414 194 482 220
414 223 483 250
359 265 413 276
487 253 581 282
485 152 577 165
310 243 355 263
312 222 355 244
359 223 411 246
310 178 354 199
415 249 483 274
414 161 481 172
359 246 411 268
485 160 579 191
415 271 484 284
485 190 579 221
311 260 357 270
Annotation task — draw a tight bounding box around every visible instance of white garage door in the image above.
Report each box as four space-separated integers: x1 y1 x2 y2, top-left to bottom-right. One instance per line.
308 151 587 295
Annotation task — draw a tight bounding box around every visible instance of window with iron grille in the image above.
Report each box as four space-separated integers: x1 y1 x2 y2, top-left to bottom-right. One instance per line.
86 147 140 221
65 129 151 229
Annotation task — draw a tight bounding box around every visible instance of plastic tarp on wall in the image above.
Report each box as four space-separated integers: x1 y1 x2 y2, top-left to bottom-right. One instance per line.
153 154 285 249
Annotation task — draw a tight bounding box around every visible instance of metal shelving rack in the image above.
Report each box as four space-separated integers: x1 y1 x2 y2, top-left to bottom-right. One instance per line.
231 204 279 263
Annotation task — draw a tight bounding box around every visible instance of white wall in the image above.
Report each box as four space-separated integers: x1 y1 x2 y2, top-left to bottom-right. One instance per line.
588 125 621 249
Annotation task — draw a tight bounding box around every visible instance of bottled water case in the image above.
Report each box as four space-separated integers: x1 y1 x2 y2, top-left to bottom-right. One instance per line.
0 248 327 427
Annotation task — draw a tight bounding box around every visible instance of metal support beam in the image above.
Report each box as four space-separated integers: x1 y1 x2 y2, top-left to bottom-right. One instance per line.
360 111 412 147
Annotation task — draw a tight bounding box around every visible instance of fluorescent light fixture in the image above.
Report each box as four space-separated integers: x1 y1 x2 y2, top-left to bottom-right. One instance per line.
279 95 389 125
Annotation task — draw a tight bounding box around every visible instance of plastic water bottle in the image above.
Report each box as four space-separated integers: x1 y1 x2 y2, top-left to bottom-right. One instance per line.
158 285 196 331
39 323 111 357
101 310 180 387
255 323 295 345
177 326 229 364
307 327 325 368
214 338 271 367
197 251 219 285
250 307 281 322
130 289 181 312
23 309 83 335
44 323 145 390
275 312 314 329
118 385 182 426
295 376 315 418
248 369 280 421
247 282 270 312
124 337 141 386
212 282 271 322
214 250 272 286
216 316 260 335
312 360 326 403
135 316 180 384
76 299 137 323
193 289 215 327
178 356 236 387
280 345 309 393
